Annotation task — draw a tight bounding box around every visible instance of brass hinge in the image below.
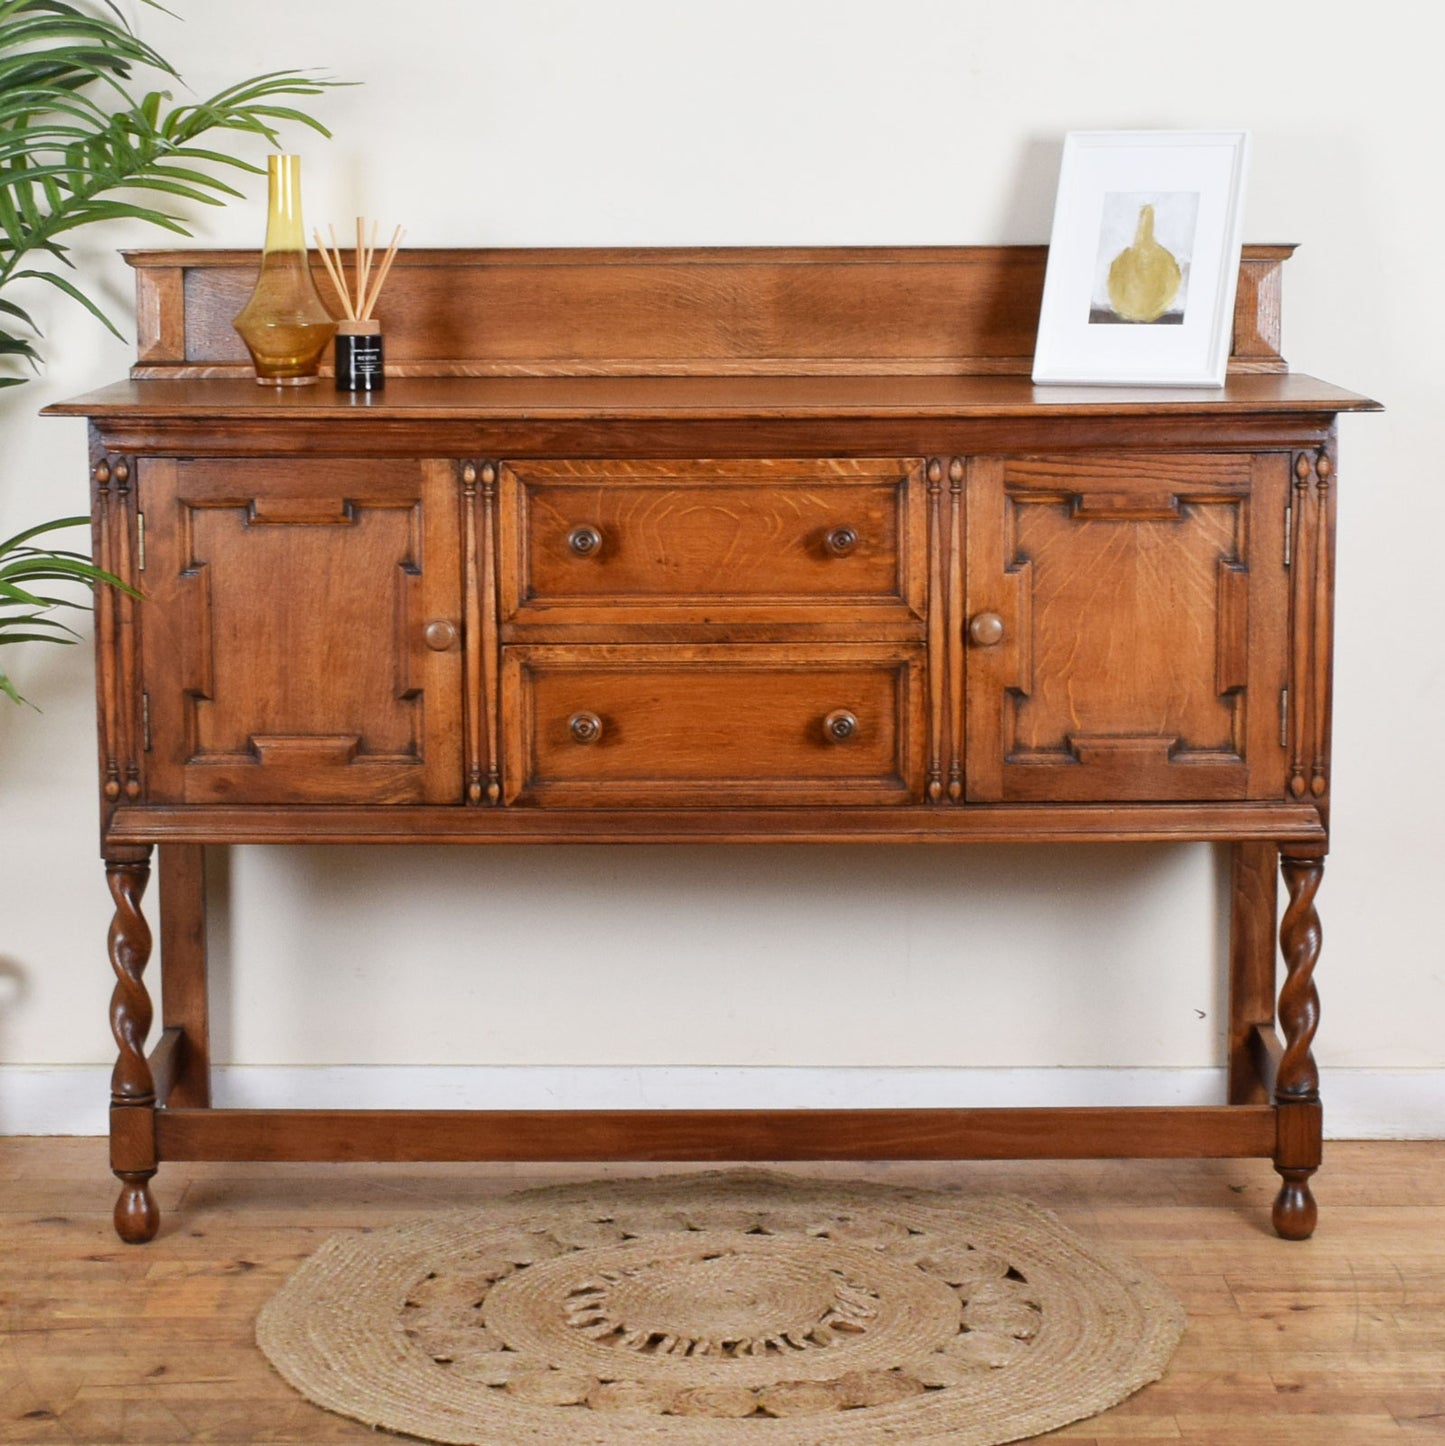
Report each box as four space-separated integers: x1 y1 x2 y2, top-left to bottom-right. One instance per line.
1279 688 1289 749
136 511 146 572
141 690 152 752
1283 501 1291 568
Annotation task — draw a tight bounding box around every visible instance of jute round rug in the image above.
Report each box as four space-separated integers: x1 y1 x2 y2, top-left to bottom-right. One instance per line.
257 1170 1184 1444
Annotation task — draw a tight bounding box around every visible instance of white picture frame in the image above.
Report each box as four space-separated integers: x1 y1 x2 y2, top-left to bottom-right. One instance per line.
1032 130 1251 387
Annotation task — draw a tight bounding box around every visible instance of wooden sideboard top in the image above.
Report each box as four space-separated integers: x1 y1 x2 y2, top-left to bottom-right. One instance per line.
48 372 1380 422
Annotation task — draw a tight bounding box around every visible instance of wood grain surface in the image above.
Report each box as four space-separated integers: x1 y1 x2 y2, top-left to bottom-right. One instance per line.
117 244 1298 379
2 1138 1441 1443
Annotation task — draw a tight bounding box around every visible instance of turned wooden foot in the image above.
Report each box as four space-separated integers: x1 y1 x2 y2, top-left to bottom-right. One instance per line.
113 1170 160 1243
1272 1166 1318 1240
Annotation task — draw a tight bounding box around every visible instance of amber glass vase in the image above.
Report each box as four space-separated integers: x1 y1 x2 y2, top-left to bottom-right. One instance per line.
232 155 336 384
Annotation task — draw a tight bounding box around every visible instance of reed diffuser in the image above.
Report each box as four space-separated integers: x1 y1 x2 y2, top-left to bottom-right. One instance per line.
314 219 404 391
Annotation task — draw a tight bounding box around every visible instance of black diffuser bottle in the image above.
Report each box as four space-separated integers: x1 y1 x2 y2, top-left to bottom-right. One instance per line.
335 319 384 392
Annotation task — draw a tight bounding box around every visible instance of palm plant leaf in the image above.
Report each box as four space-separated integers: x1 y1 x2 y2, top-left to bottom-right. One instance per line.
1 1 340 703
0 514 140 702
1 512 92 546
1 0 339 361
2 625 82 643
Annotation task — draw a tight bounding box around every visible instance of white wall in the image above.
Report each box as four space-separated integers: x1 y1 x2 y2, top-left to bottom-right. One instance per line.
2 2 1441 1130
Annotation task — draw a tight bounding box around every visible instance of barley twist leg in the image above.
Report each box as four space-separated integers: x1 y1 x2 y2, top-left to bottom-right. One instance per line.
1273 852 1323 1240
107 851 159 1243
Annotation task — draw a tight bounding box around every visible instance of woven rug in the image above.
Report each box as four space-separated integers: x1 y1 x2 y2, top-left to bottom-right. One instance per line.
257 1170 1184 1445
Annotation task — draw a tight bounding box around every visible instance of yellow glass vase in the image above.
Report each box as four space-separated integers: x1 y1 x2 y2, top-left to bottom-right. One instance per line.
232 155 336 385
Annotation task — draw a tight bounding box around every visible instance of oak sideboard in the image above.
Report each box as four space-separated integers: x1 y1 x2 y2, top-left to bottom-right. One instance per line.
47 245 1379 1243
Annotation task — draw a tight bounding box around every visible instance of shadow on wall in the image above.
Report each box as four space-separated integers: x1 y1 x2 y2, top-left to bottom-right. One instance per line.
1003 135 1066 242
0 956 31 1131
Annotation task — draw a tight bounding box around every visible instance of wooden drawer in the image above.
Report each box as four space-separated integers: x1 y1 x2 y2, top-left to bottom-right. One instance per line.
502 644 924 806
499 458 926 635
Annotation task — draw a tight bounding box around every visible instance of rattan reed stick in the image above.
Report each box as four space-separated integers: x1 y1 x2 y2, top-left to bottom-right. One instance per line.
360 226 405 320
317 219 403 322
312 229 354 320
354 218 366 320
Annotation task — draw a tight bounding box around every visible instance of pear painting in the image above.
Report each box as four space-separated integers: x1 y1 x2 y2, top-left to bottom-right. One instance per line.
1089 191 1199 326
1107 205 1180 321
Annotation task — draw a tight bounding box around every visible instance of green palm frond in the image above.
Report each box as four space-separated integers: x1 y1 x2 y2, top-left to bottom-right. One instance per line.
0 515 138 706
1 0 342 704
1 0 341 354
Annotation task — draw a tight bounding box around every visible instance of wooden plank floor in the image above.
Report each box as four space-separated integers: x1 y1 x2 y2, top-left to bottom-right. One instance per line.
1 1139 1442 1443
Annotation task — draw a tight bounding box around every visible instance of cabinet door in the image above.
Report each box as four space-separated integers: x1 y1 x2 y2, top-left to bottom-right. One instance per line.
140 458 463 804
964 453 1289 802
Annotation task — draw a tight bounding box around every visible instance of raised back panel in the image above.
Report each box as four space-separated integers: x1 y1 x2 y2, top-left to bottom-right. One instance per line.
127 245 1295 380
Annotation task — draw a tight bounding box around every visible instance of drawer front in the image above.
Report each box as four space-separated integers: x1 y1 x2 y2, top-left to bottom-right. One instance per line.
500 458 926 632
503 644 925 806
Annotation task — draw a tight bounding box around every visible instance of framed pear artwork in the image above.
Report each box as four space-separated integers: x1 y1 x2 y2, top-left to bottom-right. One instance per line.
1032 131 1250 386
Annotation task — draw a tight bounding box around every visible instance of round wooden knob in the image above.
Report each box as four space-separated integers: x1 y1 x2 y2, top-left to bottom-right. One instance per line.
568 711 603 744
568 525 603 557
969 612 1005 647
423 619 458 651
824 525 859 557
822 709 858 742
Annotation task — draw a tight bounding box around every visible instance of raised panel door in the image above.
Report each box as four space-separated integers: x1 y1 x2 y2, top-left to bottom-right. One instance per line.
964 453 1290 802
139 457 463 804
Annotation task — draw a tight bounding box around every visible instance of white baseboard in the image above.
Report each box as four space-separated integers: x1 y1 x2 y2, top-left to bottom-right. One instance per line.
3 1065 1442 1139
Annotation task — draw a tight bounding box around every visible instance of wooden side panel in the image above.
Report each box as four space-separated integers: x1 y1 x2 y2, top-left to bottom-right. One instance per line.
90 444 144 818
1229 841 1279 1105
503 643 924 807
1232 252 1287 365
965 453 1289 803
157 845 209 1109
1284 445 1337 805
140 458 463 804
133 265 185 365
